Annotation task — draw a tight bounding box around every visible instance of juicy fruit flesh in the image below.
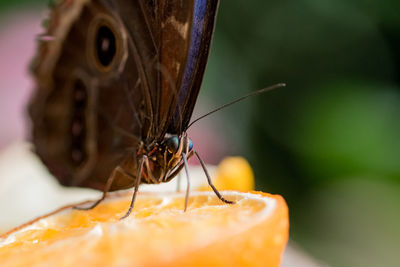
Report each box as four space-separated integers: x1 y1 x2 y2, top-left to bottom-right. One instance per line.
0 191 288 267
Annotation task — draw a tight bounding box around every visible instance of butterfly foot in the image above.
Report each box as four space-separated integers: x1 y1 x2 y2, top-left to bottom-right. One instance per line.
73 199 103 211
220 197 235 205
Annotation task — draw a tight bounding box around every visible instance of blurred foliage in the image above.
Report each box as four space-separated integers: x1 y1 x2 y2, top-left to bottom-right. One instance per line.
209 1 400 266
1 0 400 266
0 0 41 13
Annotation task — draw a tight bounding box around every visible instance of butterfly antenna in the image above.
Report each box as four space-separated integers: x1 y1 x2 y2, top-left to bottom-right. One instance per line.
186 83 286 130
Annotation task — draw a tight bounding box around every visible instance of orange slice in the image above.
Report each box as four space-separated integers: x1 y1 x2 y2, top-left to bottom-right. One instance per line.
0 191 288 267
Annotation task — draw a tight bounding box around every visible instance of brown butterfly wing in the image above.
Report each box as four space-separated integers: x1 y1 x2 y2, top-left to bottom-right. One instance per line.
143 0 221 138
29 0 155 190
29 0 218 191
167 0 220 134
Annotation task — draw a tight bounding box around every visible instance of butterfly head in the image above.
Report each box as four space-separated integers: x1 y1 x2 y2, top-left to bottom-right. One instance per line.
164 134 193 155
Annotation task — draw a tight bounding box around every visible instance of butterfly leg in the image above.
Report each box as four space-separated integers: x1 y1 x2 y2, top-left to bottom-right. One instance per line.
120 156 145 220
194 151 235 205
164 151 194 182
181 152 191 211
143 156 160 184
176 173 182 192
73 168 118 211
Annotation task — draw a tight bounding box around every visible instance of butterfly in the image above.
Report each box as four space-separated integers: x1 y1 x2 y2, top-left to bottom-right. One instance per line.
28 0 234 219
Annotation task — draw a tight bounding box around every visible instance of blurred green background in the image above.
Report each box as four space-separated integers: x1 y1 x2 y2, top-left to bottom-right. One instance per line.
1 0 400 266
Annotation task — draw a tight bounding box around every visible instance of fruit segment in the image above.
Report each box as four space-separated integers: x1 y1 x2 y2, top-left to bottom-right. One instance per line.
0 191 288 267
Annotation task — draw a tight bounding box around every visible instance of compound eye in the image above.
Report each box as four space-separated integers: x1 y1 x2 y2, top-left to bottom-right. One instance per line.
188 139 194 151
166 136 179 154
